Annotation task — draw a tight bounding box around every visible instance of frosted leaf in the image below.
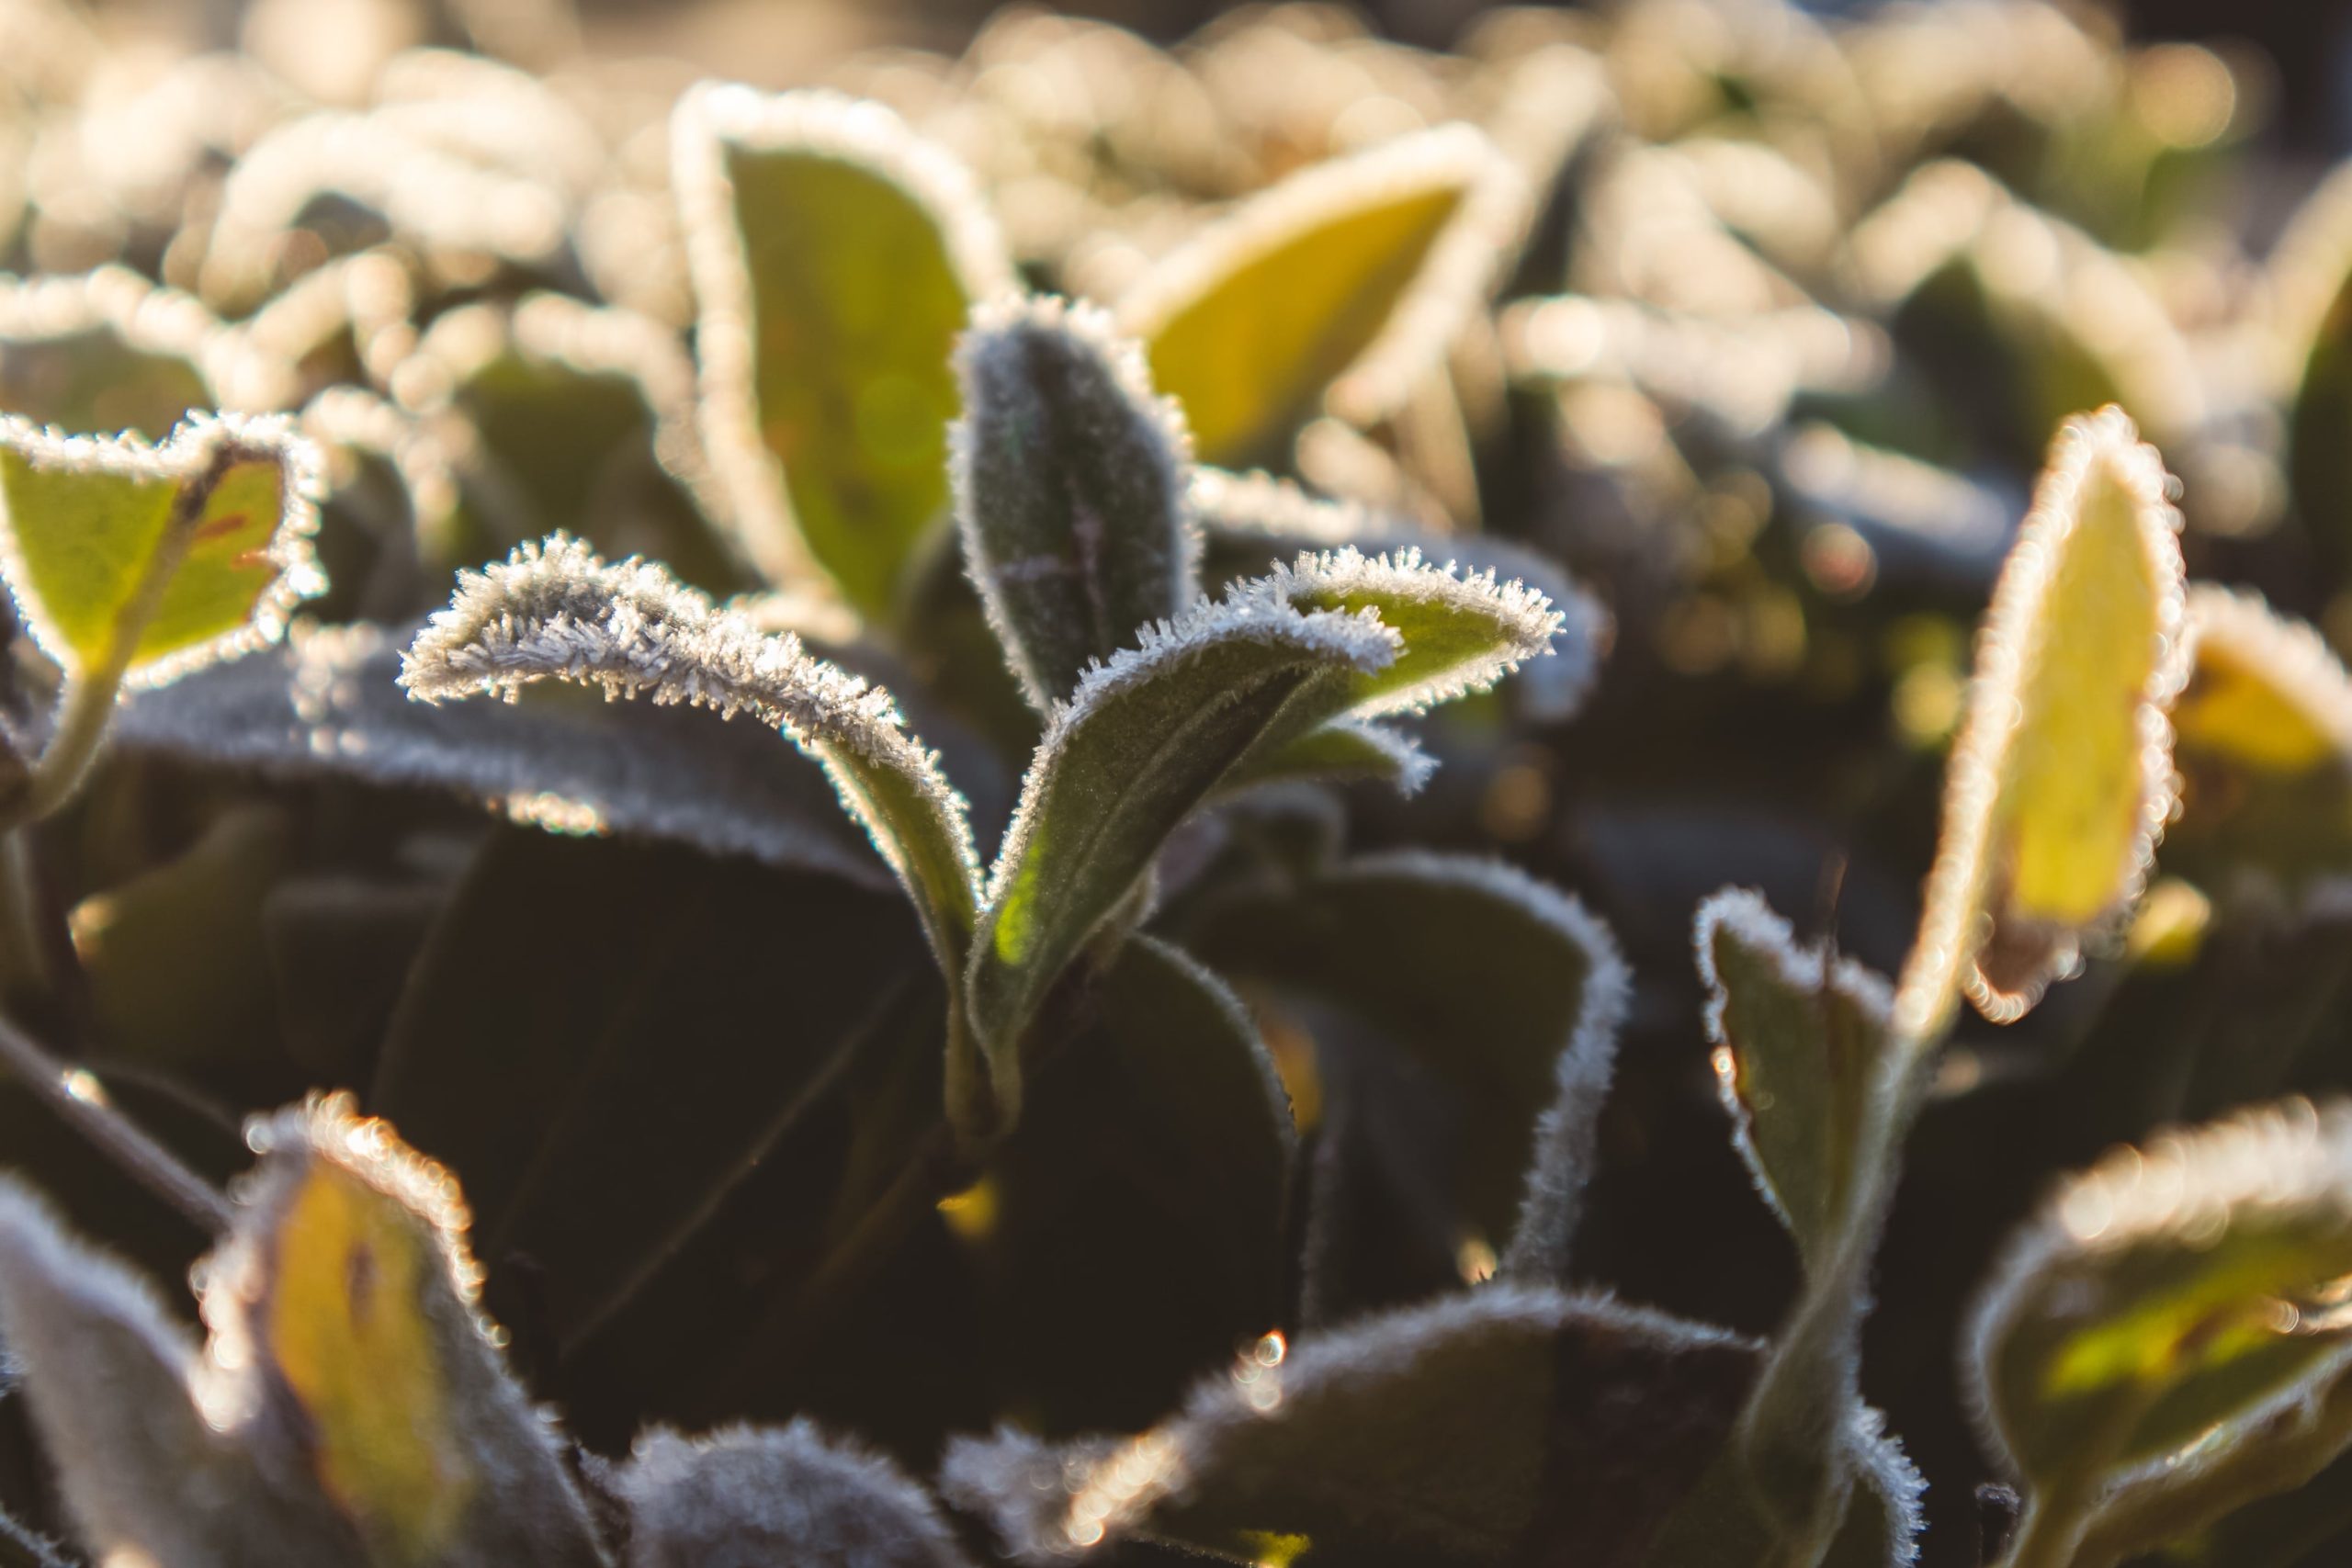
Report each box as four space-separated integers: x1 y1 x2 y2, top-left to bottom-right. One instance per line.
951 293 1195 711
623 1421 970 1567
1966 1097 2352 1497
0 411 326 689
1645 1400 1925 1568
966 582 1396 1063
211 248 419 413
940 1286 1757 1564
1116 123 1525 466
113 619 886 885
0 266 227 437
401 535 979 991
1216 716 1436 797
1694 886 1897 1269
672 83 1014 607
1193 466 1608 723
0 1181 362 1567
1894 406 2190 1039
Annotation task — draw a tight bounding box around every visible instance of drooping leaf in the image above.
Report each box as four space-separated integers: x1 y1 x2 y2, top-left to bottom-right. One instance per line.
114 618 887 886
0 412 325 688
0 1182 363 1567
219 1096 608 1566
1695 886 1897 1269
1190 852 1629 1284
964 582 1397 1064
620 1421 972 1568
0 268 221 439
1191 465 1610 724
1894 405 2190 1038
941 1287 1758 1567
951 294 1195 711
372 829 923 1356
672 84 1014 609
975 933 1295 1430
401 536 978 994
2163 584 2352 898
1118 124 1520 468
1967 1097 2352 1501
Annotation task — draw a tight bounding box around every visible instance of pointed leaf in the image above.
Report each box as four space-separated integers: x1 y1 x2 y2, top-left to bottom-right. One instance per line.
401 536 979 988
113 618 888 885
1218 716 1435 797
0 413 325 688
217 1096 607 1566
941 1288 1758 1566
0 1183 362 1567
2165 585 2352 897
673 84 1015 608
1118 125 1519 467
621 1421 972 1568
1695 887 1897 1269
1191 852 1628 1281
966 585 1397 1061
1192 465 1609 723
951 294 1195 711
1894 405 2190 1037
1967 1097 2352 1496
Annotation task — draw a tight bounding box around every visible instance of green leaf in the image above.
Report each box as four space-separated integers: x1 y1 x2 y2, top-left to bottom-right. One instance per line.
0 412 325 688
401 535 978 993
225 1097 608 1567
1216 716 1434 797
1894 405 2190 1039
673 84 1014 610
0 268 220 439
0 1182 363 1567
964 582 1397 1066
1695 887 1897 1269
1191 466 1608 723
2164 585 2352 899
976 934 1296 1429
1118 125 1517 468
943 1288 1758 1566
114 619 888 885
373 829 923 1356
1189 852 1627 1282
951 294 1195 711
1967 1098 2352 1505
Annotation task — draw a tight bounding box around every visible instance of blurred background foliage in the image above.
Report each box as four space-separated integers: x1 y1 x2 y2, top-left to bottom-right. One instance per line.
4 0 2352 1563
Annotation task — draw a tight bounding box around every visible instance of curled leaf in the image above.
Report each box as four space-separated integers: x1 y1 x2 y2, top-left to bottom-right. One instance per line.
1695 887 1896 1269
1119 124 1522 466
965 583 1397 1064
941 1286 1758 1567
0 412 325 689
952 294 1195 711
401 536 978 988
1895 405 2189 1038
1967 1097 2352 1500
673 83 1014 607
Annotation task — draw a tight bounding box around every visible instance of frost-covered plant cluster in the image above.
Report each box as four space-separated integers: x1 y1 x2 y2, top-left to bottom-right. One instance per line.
0 0 2349 1565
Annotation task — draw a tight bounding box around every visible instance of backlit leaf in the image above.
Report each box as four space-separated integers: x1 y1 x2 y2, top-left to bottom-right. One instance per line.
0 268 221 439
673 84 1014 609
1894 405 2189 1038
2164 585 2352 898
1695 886 1897 1269
965 582 1397 1064
1118 125 1518 468
0 412 325 687
951 294 1195 711
1966 1097 2352 1495
941 1288 1758 1566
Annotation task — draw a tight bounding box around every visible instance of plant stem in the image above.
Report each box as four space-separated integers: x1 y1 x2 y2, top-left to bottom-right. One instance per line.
1999 1478 2095 1568
0 829 49 996
0 1010 230 1236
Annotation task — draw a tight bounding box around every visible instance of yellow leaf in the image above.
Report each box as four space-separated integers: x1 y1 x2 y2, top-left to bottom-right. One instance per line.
1895 406 2190 1038
1118 125 1519 468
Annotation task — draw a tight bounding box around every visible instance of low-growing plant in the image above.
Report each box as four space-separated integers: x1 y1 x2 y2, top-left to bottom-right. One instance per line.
0 3 2348 1566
